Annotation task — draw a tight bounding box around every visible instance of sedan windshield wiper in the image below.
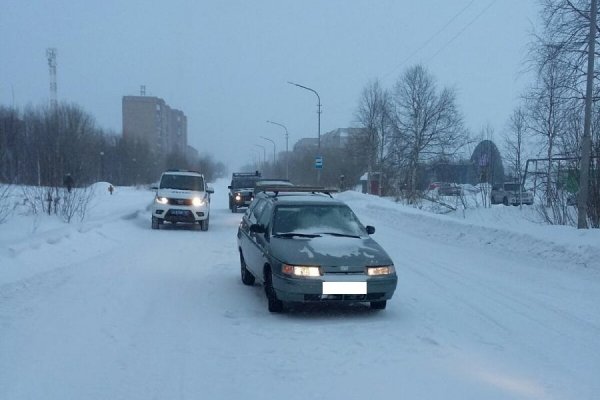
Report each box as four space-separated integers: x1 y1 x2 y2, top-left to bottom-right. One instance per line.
274 232 321 238
317 232 361 239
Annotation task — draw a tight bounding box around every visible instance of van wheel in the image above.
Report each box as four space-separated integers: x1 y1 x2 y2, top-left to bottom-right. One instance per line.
200 216 209 231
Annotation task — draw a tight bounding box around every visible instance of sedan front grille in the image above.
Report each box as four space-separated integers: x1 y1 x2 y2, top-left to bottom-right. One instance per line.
304 293 385 302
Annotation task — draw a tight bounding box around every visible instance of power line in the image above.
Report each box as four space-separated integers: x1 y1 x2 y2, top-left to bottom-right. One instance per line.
382 0 476 80
426 0 498 64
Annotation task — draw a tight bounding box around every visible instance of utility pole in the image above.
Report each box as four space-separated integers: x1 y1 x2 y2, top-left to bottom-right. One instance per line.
578 0 596 229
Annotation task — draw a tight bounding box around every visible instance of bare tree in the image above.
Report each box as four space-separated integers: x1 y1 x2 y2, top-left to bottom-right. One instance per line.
526 0 600 226
503 106 529 183
353 79 392 194
0 183 12 223
389 65 467 202
525 43 574 206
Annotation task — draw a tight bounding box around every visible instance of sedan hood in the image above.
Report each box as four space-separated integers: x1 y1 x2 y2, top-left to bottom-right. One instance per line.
270 235 393 267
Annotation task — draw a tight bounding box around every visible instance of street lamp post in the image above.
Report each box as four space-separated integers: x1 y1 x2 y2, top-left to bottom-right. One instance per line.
288 81 321 184
266 120 289 180
254 144 266 171
251 149 261 170
260 136 276 165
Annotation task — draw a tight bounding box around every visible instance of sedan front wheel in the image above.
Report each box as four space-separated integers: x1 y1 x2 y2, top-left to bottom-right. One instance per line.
240 252 255 286
264 268 283 313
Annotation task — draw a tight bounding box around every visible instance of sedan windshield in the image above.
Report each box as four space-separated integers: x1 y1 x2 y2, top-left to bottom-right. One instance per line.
272 205 366 237
160 175 205 191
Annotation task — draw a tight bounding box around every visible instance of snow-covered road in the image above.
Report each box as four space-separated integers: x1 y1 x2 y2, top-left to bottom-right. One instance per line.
1 182 599 399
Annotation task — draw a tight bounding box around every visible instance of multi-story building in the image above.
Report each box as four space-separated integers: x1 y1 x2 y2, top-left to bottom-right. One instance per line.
293 128 366 152
122 95 187 155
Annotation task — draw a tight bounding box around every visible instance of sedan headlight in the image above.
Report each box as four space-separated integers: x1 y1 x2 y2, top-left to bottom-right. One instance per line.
282 264 322 277
192 197 205 207
367 265 395 276
155 196 168 205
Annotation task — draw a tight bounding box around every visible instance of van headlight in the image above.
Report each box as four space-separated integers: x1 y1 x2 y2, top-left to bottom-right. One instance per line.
367 265 395 276
155 196 168 205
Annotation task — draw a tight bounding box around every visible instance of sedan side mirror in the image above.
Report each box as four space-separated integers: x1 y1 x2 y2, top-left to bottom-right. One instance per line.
250 224 266 234
366 225 375 235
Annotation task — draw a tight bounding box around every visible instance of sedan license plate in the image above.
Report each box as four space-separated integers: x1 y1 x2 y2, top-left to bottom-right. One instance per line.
322 282 367 295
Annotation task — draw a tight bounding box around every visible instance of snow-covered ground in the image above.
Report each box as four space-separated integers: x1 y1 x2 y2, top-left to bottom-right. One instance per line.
1 180 599 399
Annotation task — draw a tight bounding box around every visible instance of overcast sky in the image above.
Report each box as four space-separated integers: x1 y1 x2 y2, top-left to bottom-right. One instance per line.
1 0 539 170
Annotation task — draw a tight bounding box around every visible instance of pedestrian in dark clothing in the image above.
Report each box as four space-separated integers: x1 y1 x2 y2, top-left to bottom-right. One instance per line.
64 173 74 193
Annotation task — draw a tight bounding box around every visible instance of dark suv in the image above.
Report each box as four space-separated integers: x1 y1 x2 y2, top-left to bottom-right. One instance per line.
237 186 397 312
228 171 262 213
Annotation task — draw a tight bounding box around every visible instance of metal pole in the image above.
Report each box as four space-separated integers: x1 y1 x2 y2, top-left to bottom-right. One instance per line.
578 0 596 229
267 120 289 180
288 81 321 184
260 136 276 165
254 144 266 171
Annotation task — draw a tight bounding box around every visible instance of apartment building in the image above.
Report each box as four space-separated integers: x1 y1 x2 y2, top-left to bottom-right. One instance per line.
122 96 187 154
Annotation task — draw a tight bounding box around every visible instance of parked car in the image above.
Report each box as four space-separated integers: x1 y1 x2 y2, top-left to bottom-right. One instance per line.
490 182 534 205
237 186 397 312
151 170 213 230
437 182 463 196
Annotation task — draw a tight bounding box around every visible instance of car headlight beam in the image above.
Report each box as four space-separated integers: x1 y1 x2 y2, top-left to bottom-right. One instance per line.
367 265 395 276
155 196 168 205
192 197 205 207
282 264 322 277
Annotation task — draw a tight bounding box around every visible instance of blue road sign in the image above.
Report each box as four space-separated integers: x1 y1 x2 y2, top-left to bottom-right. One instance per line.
315 156 323 169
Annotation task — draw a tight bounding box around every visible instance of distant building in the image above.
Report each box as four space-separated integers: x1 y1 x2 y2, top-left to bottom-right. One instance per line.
321 128 366 148
293 128 366 152
122 95 187 154
293 137 319 152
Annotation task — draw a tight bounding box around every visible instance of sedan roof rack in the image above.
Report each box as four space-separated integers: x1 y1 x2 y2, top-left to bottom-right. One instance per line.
258 185 338 198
